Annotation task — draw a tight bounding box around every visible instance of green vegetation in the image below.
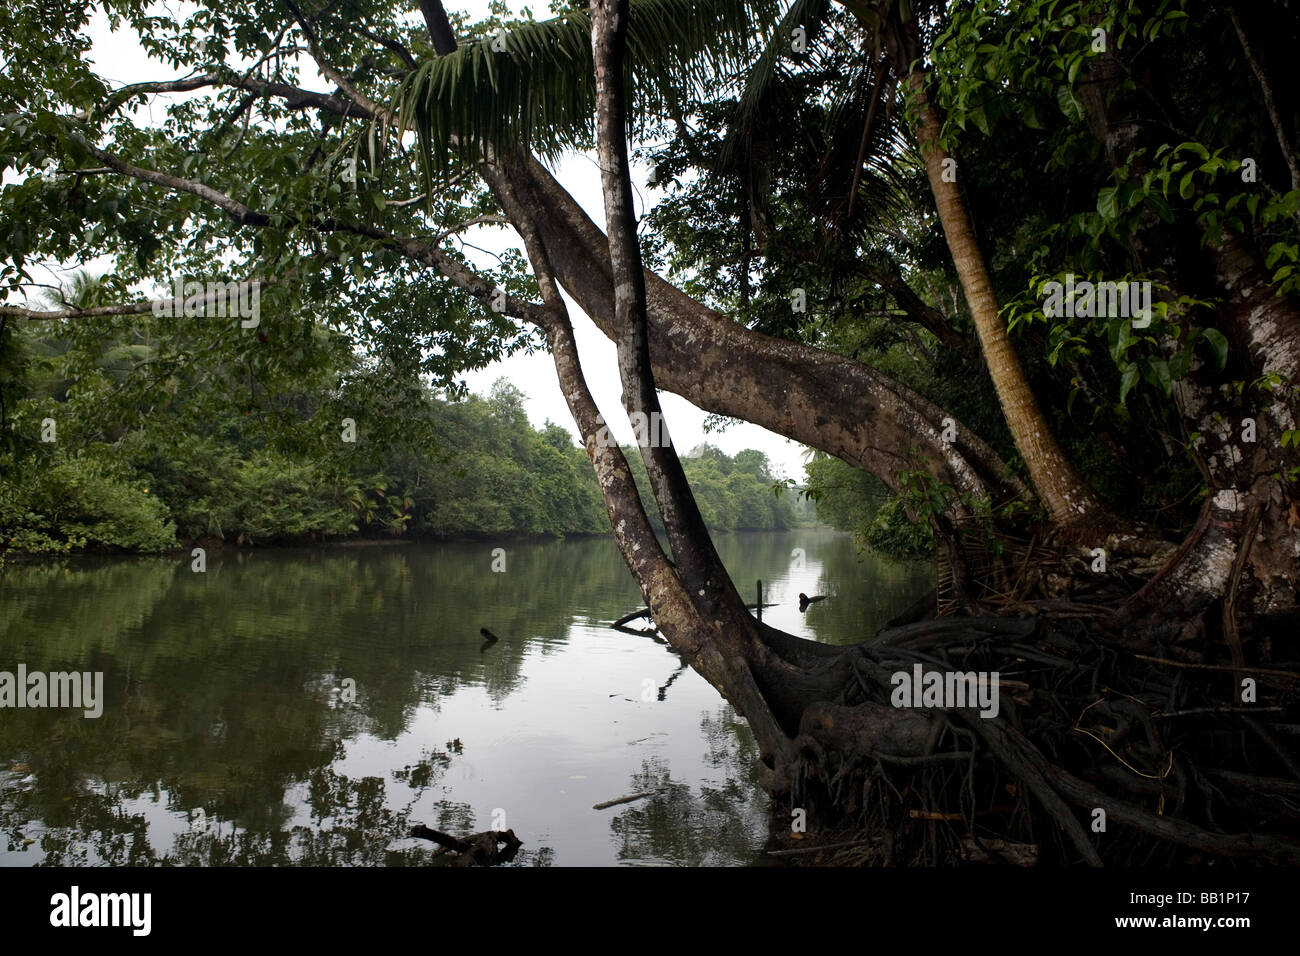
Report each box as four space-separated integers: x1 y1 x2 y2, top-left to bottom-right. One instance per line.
631 442 798 533
0 303 794 553
803 453 932 559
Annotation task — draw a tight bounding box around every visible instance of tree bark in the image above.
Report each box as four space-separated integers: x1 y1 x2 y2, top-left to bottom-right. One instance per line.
589 0 751 620
1079 35 1300 620
899 70 1109 529
417 0 459 56
483 157 1033 514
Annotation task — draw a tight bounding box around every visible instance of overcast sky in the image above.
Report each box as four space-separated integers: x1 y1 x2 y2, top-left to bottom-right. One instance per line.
74 0 811 481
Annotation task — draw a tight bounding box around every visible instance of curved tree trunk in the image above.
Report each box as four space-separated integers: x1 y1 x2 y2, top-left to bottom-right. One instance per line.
484 157 1033 516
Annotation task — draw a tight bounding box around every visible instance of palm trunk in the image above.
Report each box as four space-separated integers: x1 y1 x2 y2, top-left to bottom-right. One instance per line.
903 71 1108 529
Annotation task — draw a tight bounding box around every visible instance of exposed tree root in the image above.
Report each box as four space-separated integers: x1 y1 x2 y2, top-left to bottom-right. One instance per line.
761 591 1300 866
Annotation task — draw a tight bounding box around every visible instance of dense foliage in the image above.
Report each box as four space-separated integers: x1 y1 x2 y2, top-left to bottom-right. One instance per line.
641 0 1297 550
0 296 798 552
3 0 1295 566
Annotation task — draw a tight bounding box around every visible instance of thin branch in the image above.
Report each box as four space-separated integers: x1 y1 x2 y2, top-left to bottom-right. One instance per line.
430 214 512 243
78 141 271 225
88 72 368 122
354 25 418 69
1 276 273 321
282 0 394 123
1228 6 1300 192
15 146 544 324
386 192 428 208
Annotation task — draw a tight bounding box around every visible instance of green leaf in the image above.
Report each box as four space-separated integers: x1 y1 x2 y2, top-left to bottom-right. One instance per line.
1149 194 1174 222
1142 357 1172 398
1097 186 1119 219
1202 328 1228 370
1056 86 1085 123
1118 364 1139 404
1169 347 1192 380
1107 318 1134 363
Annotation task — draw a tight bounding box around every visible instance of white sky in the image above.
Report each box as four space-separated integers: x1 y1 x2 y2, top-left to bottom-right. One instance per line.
71 1 811 481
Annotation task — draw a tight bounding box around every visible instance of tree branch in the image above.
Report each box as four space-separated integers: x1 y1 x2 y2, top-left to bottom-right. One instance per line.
417 0 459 56
45 144 545 324
89 72 369 122
282 0 394 123
1227 6 1300 192
1 276 273 321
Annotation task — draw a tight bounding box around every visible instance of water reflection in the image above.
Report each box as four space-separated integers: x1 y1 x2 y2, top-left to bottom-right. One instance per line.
0 531 929 866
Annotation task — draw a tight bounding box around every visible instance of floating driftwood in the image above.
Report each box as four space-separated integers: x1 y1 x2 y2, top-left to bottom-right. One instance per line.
612 607 653 629
592 788 666 810
610 607 667 642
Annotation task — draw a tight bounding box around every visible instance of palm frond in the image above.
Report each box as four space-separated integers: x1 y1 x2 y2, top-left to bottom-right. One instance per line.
724 0 834 165
811 54 912 230
384 0 779 192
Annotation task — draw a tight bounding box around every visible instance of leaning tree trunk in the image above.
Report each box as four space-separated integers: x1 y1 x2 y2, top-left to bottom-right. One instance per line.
590 0 757 625
484 156 1033 517
898 67 1110 530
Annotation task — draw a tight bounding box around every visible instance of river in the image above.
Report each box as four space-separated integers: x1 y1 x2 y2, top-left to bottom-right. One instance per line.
0 529 929 866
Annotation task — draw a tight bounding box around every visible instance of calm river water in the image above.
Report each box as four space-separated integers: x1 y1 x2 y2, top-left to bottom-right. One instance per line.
0 529 929 866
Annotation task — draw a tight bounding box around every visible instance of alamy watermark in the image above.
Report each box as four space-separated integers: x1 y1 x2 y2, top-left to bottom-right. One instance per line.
890 664 1000 719
0 665 103 718
1042 274 1151 328
591 411 672 449
152 277 261 328
50 886 150 936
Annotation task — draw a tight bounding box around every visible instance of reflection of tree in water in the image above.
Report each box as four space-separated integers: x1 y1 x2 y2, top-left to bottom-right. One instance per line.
2 746 552 866
1 770 155 866
0 542 619 865
2 539 823 866
176 766 421 866
608 707 768 866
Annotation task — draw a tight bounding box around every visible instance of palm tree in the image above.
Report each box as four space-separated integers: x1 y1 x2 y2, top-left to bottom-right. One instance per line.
729 0 1109 527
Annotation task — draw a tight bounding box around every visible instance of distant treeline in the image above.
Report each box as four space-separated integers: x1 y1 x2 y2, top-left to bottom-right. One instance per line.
0 305 805 553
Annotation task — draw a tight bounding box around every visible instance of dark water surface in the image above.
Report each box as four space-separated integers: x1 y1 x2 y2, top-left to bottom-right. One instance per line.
0 530 929 866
